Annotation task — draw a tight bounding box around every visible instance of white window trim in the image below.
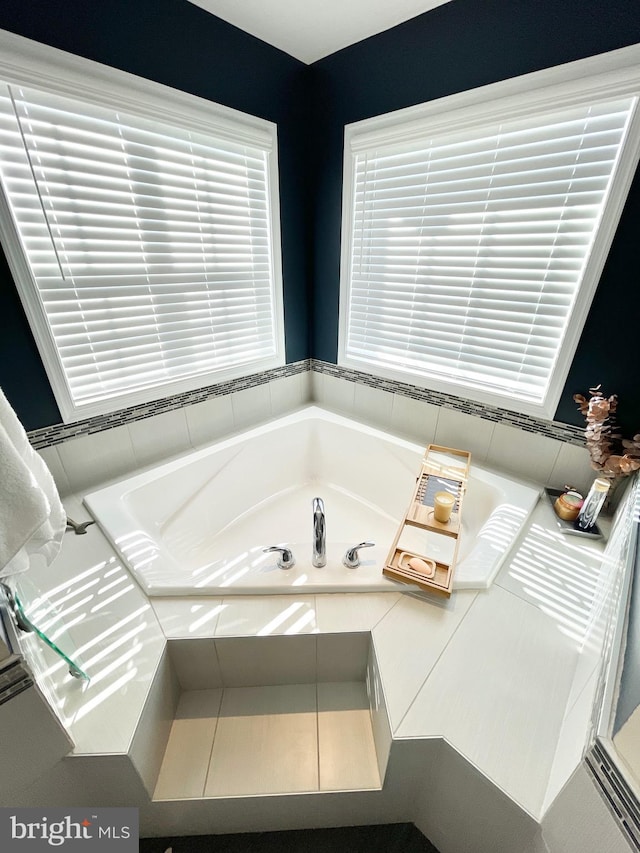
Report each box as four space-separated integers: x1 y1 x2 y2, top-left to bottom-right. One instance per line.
338 43 640 419
0 30 285 422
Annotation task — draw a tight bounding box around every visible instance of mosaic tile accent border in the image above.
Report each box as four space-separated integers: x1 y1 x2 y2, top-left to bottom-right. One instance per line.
586 740 640 851
311 359 587 447
27 356 588 451
0 658 34 707
27 360 310 450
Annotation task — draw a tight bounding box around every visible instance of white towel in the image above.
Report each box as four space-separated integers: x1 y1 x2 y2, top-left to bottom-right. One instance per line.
0 387 66 577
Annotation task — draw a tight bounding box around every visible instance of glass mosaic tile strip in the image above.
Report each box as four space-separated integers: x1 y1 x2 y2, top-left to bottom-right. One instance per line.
311 360 587 446
28 358 587 451
28 360 310 449
0 658 34 707
586 739 640 851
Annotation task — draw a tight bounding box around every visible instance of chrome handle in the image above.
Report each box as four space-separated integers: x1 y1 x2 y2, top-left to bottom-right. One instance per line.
343 541 375 569
263 546 296 570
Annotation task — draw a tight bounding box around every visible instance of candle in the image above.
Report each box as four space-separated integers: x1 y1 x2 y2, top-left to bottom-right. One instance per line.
433 491 455 523
553 490 583 522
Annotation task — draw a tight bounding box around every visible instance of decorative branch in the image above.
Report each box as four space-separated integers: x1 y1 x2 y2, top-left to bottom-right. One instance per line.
573 385 640 479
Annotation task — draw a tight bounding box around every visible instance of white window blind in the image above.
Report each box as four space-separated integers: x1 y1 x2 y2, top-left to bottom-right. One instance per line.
342 94 639 416
0 80 283 420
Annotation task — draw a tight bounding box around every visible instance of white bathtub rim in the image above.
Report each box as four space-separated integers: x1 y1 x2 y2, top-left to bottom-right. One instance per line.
84 405 540 597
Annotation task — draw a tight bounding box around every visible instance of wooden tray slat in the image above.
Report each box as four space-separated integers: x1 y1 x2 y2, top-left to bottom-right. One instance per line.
383 444 471 597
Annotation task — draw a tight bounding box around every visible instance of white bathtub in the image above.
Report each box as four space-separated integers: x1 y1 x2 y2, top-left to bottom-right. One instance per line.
84 406 540 596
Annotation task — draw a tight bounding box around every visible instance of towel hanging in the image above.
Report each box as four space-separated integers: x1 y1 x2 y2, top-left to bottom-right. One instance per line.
0 387 65 577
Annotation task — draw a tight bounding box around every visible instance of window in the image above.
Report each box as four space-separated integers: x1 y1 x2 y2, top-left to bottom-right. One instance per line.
339 46 640 418
0 32 284 422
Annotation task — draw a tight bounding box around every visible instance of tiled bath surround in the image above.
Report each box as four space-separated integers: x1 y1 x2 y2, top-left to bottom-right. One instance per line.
27 360 312 450
310 361 597 497
16 485 636 849
35 364 311 496
10 373 640 849
311 361 587 446
28 359 585 450
32 360 598 499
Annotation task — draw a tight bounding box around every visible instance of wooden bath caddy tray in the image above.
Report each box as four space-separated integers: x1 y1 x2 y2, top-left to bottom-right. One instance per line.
383 444 471 597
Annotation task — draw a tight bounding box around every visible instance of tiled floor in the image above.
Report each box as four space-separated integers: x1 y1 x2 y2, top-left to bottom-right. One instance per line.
205 683 319 797
317 681 380 791
154 681 380 800
154 690 222 801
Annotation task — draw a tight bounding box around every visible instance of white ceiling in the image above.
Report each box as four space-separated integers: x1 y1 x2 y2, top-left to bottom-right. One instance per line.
187 0 453 64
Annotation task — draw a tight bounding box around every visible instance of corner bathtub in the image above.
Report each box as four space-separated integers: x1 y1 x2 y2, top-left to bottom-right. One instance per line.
84 406 540 596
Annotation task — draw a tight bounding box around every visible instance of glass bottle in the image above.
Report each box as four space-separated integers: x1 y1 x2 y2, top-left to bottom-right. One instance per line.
576 477 610 530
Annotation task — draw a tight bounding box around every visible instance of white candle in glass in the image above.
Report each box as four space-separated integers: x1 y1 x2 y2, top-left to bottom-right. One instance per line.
433 491 455 523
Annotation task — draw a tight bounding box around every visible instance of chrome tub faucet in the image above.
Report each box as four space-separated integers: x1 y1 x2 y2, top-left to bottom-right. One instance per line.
312 497 326 567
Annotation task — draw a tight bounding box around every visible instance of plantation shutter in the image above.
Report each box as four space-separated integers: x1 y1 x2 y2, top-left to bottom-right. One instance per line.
344 97 637 407
0 82 280 416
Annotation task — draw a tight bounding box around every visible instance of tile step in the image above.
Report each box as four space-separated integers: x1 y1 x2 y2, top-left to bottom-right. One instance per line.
153 681 381 800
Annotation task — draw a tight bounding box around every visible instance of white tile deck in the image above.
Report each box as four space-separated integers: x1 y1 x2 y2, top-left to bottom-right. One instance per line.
372 589 477 731
214 595 317 637
315 592 400 633
151 598 225 639
397 585 579 815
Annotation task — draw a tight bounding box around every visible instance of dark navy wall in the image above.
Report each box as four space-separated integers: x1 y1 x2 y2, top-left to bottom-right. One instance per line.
0 0 311 429
310 0 640 433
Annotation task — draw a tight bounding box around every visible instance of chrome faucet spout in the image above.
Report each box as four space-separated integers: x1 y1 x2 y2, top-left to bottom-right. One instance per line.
312 497 326 567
